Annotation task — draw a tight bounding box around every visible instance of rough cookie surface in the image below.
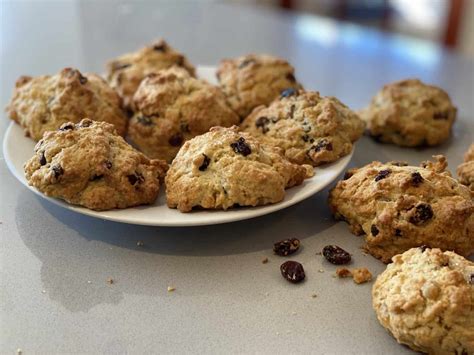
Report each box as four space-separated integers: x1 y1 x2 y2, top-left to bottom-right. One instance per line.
24 119 167 210
7 68 127 141
372 247 474 354
328 156 473 263
457 143 474 191
106 39 195 110
359 79 456 147
217 54 302 118
128 67 239 162
165 126 313 212
241 90 365 166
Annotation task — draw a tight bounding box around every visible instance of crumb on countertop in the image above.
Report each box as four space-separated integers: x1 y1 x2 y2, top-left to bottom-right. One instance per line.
336 268 352 278
107 278 114 284
262 257 269 264
351 268 372 284
167 286 176 292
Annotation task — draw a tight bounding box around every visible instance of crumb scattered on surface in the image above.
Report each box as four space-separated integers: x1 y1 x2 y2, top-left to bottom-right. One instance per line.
318 269 324 273
41 290 46 294
107 278 114 284
351 268 372 284
16 349 22 355
336 268 352 278
87 280 92 284
291 311 297 315
167 286 176 292
137 240 144 247
262 257 269 264
311 293 318 298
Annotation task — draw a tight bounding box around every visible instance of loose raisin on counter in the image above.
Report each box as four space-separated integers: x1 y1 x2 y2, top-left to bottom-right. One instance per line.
375 169 391 182
280 261 305 283
273 238 300 256
230 137 251 156
409 204 434 225
198 154 210 171
322 245 351 265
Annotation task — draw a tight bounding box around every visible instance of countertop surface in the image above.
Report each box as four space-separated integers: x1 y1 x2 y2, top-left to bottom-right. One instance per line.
1 1 473 354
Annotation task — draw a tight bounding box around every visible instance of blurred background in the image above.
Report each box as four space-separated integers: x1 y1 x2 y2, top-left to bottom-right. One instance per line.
229 0 474 57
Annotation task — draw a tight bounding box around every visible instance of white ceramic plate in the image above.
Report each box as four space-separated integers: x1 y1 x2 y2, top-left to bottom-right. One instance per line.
3 66 353 226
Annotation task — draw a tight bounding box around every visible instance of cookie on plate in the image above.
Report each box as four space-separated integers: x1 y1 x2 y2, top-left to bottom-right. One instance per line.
372 247 474 354
328 155 473 263
6 68 127 141
240 90 365 166
106 39 195 110
359 79 456 147
24 119 167 211
127 67 239 162
216 54 302 118
165 126 313 212
457 143 474 191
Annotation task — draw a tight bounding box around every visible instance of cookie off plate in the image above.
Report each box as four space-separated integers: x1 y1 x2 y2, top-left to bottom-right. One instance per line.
3 66 353 226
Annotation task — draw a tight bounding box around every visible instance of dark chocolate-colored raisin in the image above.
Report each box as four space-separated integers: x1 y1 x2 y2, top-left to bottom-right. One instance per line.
280 261 305 283
395 228 402 237
230 137 251 156
198 154 210 171
419 245 429 252
169 133 184 147
127 172 144 186
59 123 74 131
411 172 423 186
302 135 310 142
375 169 391 182
105 161 113 169
371 225 379 236
39 152 47 166
153 43 167 52
409 204 434 225
78 73 88 85
311 139 333 153
280 88 297 98
238 59 255 69
433 111 448 120
255 116 270 133
51 164 64 179
137 116 153 126
286 73 296 82
273 238 300 256
322 245 351 265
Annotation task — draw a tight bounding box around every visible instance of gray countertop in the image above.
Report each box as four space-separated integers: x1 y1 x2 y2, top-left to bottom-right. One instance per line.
1 1 473 354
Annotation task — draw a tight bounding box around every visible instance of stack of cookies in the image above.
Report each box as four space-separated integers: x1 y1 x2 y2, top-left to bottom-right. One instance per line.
6 38 473 354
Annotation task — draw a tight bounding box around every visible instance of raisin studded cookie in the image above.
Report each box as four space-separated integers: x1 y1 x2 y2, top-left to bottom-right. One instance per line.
216 54 302 118
457 143 474 191
24 119 167 211
106 39 195 110
372 247 474 354
128 67 239 162
328 156 473 263
241 90 365 166
165 126 313 212
359 79 456 147
6 68 127 141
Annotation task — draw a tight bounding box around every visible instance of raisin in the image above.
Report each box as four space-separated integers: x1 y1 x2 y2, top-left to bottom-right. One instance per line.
91 174 103 181
375 169 391 182
280 261 305 283
137 116 153 126
59 123 74 131
78 73 88 85
419 245 429 252
273 238 300 256
255 116 270 133
80 120 92 128
433 111 448 120
409 204 434 225
238 59 255 68
322 245 351 265
230 137 251 156
371 225 379 236
105 161 113 169
410 172 423 186
302 135 310 142
198 154 210 171
280 88 297 98
51 164 64 179
310 139 333 154
395 229 402 237
39 152 47 166
153 43 167 52
169 133 184 147
286 73 296 82
127 172 144 186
